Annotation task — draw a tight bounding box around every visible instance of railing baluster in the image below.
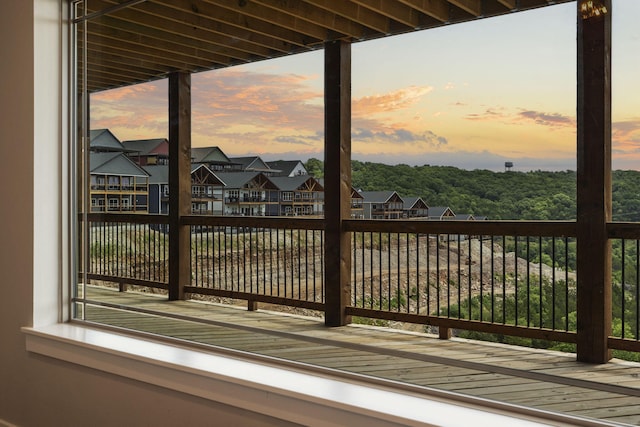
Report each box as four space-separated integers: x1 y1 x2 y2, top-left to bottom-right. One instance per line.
491 235 495 324
480 236 483 322
515 237 519 327
636 240 640 340
446 235 451 318
622 239 626 339
457 234 462 319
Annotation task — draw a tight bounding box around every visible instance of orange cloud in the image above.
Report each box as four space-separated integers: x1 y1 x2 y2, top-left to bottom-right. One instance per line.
352 86 432 117
612 119 640 152
91 83 160 102
193 69 322 129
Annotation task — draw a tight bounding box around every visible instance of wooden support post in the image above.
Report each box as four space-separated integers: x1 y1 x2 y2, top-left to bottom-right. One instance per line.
576 0 612 363
168 72 192 301
324 40 352 327
439 327 451 340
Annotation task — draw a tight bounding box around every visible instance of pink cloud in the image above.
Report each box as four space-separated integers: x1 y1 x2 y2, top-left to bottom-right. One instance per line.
352 86 432 117
613 119 640 152
192 69 322 129
517 110 575 127
90 68 443 154
464 107 576 130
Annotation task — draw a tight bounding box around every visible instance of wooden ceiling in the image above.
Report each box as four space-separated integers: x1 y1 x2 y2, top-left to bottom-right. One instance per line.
79 0 572 93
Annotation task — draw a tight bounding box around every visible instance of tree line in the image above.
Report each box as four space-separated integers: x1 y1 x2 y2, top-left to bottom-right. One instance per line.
305 158 640 221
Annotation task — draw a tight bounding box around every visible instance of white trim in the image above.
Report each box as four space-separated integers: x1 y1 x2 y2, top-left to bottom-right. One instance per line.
23 324 614 427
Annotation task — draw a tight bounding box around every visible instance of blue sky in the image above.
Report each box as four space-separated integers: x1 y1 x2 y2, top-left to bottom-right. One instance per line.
91 1 640 171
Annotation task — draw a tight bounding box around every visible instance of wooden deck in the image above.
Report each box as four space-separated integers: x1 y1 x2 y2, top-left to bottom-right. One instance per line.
81 286 640 426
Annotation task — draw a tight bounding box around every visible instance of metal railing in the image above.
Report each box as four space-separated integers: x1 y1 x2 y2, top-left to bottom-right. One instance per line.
345 220 578 344
86 213 169 290
607 223 640 352
186 216 324 310
82 213 640 353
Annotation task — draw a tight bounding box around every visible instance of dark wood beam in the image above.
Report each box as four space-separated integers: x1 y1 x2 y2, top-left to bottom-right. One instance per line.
324 40 352 327
448 0 482 16
168 72 192 301
212 0 327 42
252 0 369 40
304 0 391 34
576 0 612 363
351 0 422 29
396 0 449 22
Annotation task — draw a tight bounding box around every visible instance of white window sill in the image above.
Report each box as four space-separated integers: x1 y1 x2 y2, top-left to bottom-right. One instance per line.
23 323 598 427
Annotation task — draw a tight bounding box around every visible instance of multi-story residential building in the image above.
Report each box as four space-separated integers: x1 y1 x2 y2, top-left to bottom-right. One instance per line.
90 152 150 213
402 196 429 218
191 146 241 171
268 175 324 216
215 171 278 216
123 138 169 166
265 160 308 177
359 191 405 219
229 156 273 173
428 206 456 220
145 164 225 216
89 129 149 213
317 179 365 219
90 128 129 152
350 188 364 219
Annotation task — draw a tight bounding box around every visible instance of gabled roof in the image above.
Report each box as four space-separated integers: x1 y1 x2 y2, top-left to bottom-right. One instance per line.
359 191 403 204
144 164 226 186
266 160 307 177
229 156 272 172
403 196 429 210
90 152 149 177
429 206 456 219
89 129 126 152
269 175 323 192
122 138 169 155
191 146 233 165
143 165 169 185
215 171 278 190
191 164 225 186
453 214 475 221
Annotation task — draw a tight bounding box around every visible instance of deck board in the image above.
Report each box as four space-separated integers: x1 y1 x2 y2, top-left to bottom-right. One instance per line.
80 286 640 425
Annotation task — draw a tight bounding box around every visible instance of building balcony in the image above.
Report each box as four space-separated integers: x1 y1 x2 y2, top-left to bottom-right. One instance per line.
82 214 639 350
240 196 267 203
78 213 640 425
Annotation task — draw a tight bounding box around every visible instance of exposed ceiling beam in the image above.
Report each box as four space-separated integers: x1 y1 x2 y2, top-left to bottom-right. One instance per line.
448 0 482 16
496 0 517 9
302 0 391 34
351 0 422 29
209 0 329 43
77 0 573 92
250 0 370 40
395 0 450 23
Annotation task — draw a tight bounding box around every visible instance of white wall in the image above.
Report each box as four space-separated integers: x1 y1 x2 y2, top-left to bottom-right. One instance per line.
0 1 296 425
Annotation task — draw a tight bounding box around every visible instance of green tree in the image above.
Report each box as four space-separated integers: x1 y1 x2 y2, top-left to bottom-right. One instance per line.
305 158 324 178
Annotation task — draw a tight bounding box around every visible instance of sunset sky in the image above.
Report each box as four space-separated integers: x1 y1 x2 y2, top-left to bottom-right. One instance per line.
90 1 640 172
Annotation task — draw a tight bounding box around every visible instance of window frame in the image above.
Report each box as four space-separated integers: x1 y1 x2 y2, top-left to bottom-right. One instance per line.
22 2 605 426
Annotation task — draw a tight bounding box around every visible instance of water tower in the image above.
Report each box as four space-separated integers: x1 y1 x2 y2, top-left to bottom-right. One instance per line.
505 161 513 172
